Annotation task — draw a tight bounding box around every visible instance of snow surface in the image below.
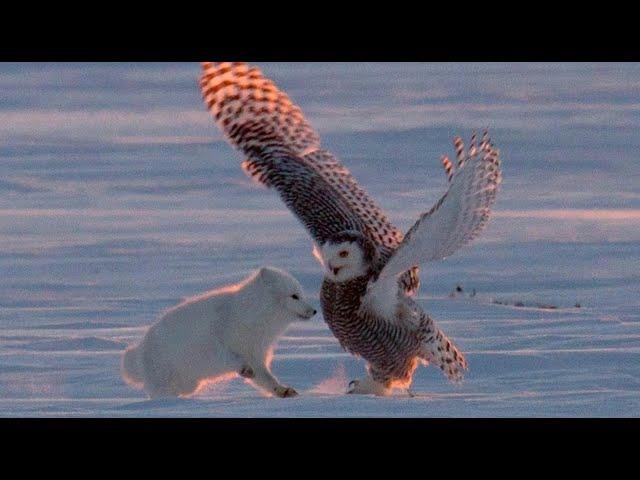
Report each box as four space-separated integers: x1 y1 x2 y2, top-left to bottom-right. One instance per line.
1 62 639 417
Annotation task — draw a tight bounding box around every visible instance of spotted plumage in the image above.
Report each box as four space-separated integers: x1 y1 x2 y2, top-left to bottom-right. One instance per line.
321 274 467 388
441 155 454 182
200 62 502 394
201 61 419 294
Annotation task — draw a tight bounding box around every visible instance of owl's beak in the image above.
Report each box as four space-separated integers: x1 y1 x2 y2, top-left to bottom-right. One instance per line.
329 263 341 276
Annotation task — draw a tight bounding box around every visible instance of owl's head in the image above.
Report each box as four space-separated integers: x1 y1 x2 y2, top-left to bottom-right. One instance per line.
319 231 376 282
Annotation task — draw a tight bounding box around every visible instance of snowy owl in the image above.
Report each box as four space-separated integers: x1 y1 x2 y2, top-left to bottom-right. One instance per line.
200 62 502 396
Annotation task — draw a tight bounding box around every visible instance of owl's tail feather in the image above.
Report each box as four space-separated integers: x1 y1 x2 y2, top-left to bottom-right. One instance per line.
418 317 468 383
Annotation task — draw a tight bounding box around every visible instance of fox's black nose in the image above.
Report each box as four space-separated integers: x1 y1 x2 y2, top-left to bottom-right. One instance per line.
313 309 317 316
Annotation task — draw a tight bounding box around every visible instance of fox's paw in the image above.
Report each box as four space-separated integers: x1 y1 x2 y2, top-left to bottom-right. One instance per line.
274 385 298 398
239 365 255 379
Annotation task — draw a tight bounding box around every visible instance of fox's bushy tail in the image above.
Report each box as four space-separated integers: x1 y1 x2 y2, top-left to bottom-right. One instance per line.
121 345 145 386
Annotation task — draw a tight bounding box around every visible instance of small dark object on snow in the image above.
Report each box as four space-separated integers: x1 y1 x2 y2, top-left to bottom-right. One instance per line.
492 299 560 310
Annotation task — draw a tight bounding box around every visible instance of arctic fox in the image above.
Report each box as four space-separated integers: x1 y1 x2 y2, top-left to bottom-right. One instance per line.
122 267 317 399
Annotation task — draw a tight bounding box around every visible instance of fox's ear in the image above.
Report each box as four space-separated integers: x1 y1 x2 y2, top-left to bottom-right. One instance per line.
257 267 272 280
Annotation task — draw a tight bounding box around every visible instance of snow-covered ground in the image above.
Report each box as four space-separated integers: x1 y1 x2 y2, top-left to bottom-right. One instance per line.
1 62 639 417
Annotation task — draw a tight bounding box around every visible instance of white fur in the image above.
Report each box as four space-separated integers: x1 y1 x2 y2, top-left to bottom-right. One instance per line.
320 241 368 282
121 267 316 399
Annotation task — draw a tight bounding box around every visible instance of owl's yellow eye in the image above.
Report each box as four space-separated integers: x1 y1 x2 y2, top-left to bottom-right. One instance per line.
339 251 349 258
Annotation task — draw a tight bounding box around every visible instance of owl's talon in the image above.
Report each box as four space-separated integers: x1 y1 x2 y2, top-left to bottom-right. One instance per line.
347 380 360 394
346 377 391 396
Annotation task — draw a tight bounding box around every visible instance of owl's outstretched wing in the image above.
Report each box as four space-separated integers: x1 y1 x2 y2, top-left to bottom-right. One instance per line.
368 132 502 299
200 62 404 251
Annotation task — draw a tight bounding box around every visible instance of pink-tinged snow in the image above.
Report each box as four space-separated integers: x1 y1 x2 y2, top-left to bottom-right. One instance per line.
1 63 639 417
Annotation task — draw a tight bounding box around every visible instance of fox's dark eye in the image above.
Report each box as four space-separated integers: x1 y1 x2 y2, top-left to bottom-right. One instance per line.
339 251 349 258
291 294 300 300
